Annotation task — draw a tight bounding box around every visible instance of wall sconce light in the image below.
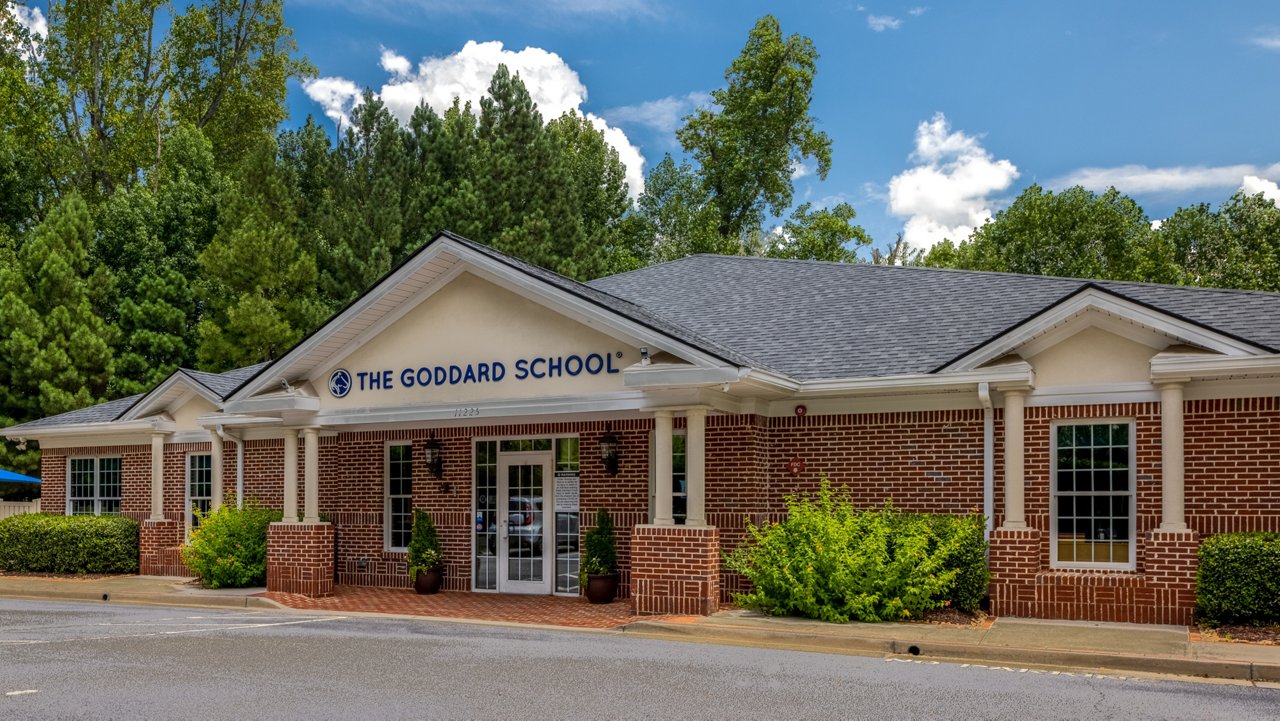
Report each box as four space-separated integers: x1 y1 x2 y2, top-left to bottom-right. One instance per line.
424 434 444 479
599 427 621 476
438 482 453 494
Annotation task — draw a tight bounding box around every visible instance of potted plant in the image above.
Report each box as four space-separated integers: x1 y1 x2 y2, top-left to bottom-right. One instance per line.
407 509 444 594
580 507 619 604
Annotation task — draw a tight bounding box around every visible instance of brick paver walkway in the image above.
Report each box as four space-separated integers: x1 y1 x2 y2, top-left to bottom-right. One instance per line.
259 585 670 629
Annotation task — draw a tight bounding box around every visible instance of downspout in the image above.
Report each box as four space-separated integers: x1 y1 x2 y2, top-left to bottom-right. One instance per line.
977 382 994 542
216 425 244 508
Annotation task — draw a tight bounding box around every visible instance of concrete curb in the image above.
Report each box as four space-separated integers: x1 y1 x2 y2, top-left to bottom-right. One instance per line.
0 588 280 611
620 621 1280 683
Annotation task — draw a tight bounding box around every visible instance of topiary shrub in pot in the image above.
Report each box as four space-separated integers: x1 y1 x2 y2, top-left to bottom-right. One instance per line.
407 510 444 594
580 508 618 603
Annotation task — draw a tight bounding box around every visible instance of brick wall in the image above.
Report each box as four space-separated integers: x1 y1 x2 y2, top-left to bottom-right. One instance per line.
266 522 334 597
632 525 720 615
140 519 189 576
1185 398 1280 534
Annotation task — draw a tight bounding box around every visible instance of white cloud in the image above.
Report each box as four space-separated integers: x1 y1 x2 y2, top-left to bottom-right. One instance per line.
379 47 412 78
867 15 902 31
9 3 46 37
302 76 362 127
1150 219 1164 231
909 7 927 16
790 159 814 180
1250 33 1280 50
1050 162 1280 194
888 112 1019 250
603 92 711 134
306 40 645 198
1241 175 1280 204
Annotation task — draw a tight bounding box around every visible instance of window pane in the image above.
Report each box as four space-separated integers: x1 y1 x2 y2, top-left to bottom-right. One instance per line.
1054 423 1133 567
1056 470 1074 492
1074 425 1092 447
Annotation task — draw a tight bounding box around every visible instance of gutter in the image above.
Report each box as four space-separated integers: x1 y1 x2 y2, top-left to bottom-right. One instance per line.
977 382 994 542
215 425 244 508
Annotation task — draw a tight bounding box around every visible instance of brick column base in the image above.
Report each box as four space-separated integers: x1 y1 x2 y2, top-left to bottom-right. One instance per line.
988 527 1042 618
267 522 334 597
140 519 190 576
631 525 720 616
1143 529 1200 626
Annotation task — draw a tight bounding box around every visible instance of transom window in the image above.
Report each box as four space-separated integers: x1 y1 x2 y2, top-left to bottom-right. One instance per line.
649 431 688 525
68 457 121 516
187 454 213 527
386 443 413 550
1052 421 1135 569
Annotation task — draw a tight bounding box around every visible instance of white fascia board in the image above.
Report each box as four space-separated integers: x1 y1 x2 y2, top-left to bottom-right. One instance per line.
229 244 462 402
1150 353 1280 380
222 393 322 416
790 362 1034 396
942 288 1263 372
316 390 651 427
623 364 742 388
117 371 223 422
194 413 285 429
1 418 175 441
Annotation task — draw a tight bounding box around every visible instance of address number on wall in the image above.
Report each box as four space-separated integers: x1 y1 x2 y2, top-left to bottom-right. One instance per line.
453 407 481 418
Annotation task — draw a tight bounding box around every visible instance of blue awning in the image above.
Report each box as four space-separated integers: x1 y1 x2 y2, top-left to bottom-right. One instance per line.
0 469 40 483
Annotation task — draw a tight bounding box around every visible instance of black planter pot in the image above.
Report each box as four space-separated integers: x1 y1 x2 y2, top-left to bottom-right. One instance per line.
413 568 444 595
584 572 619 604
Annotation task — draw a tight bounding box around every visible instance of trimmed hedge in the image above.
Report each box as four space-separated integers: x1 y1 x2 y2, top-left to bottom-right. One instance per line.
725 480 989 623
181 501 282 588
1196 532 1280 627
0 513 139 574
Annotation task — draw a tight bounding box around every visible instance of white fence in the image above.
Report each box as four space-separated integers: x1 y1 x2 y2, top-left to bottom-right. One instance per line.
0 500 39 520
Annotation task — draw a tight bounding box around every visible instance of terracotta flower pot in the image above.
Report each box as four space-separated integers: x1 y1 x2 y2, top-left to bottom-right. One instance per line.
414 568 444 595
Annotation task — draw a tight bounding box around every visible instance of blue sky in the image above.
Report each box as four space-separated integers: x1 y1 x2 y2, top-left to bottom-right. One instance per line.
285 0 1280 253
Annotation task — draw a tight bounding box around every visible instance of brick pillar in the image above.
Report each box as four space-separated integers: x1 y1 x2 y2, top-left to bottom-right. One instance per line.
631 525 720 615
988 527 1041 618
1144 529 1200 626
267 522 334 597
140 519 189 577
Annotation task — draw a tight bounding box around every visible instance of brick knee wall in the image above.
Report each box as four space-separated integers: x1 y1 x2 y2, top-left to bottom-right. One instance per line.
140 519 189 576
631 525 720 615
267 522 335 597
991 527 1199 624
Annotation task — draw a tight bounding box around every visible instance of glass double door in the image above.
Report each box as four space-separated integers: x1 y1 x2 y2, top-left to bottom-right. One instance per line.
496 452 553 594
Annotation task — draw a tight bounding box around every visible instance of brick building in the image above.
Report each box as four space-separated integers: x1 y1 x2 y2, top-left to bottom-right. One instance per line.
6 231 1280 624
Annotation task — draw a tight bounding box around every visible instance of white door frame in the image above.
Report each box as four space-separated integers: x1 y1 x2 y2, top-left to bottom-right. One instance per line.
497 451 554 594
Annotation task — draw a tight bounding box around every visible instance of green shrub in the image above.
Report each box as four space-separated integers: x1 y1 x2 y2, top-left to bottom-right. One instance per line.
1196 532 1280 626
0 513 139 574
580 507 617 581
407 510 443 582
725 480 988 623
181 501 282 588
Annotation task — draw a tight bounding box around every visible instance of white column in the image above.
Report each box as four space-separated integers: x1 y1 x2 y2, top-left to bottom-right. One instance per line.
653 411 674 526
283 429 299 523
1001 389 1027 529
685 408 707 527
150 432 166 521
302 428 320 524
1159 381 1187 530
210 431 224 511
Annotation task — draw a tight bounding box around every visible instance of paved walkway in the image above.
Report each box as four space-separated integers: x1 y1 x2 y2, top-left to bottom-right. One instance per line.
0 574 1276 683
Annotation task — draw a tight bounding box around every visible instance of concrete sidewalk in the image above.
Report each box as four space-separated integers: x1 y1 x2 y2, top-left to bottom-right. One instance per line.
620 608 1280 683
1 574 1276 683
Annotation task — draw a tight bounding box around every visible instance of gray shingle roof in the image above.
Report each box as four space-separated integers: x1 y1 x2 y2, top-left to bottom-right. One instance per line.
3 364 269 434
588 255 1280 381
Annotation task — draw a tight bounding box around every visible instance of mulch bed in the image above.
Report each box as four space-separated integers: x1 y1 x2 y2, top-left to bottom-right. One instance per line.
1197 624 1280 645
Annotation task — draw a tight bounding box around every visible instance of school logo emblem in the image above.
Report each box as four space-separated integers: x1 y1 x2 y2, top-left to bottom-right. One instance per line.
328 369 352 398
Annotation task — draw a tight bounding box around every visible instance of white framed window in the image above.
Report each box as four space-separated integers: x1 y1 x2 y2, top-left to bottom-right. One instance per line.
648 431 688 524
1050 420 1136 570
385 442 413 551
67 457 122 516
186 453 213 529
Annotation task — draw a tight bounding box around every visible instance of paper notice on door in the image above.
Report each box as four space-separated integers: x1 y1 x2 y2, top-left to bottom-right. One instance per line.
554 471 579 512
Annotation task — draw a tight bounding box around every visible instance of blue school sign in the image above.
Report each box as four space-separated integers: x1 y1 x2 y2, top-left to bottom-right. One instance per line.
329 351 624 397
